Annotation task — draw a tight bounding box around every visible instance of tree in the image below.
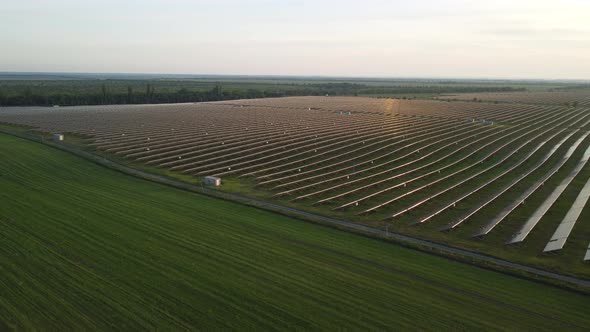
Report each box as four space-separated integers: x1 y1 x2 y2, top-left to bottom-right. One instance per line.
23 87 33 104
101 84 108 104
127 86 133 104
146 84 155 103
213 83 223 98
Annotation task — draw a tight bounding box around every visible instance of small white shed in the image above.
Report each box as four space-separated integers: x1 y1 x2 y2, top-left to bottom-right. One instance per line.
53 133 64 142
204 176 221 186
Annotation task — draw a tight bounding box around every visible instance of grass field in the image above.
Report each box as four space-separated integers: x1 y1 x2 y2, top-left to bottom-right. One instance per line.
1 133 590 330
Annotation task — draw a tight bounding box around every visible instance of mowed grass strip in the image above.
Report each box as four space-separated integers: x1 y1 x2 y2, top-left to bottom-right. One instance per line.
1 133 590 331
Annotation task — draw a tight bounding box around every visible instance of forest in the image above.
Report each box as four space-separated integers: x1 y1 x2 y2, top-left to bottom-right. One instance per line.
0 78 526 106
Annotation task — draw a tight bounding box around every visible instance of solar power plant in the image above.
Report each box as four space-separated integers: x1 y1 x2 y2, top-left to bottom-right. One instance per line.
2 95 590 266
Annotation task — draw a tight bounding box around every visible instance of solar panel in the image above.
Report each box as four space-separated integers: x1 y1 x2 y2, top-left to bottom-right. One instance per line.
543 172 590 252
511 142 590 244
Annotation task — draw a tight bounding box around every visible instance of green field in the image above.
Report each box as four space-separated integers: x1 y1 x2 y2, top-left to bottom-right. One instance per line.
1 133 590 330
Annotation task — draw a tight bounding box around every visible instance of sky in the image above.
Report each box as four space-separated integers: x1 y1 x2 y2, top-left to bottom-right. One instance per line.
1 0 589 79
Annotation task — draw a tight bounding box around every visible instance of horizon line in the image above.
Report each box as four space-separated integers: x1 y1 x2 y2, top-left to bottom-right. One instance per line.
1 71 589 83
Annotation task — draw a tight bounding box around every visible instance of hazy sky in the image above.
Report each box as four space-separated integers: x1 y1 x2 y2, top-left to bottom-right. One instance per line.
2 0 589 79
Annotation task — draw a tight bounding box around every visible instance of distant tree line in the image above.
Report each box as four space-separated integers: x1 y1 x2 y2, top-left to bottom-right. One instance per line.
0 82 526 107
352 85 524 95
551 84 590 91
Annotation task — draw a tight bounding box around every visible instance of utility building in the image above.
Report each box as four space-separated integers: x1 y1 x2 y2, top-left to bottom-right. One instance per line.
204 176 221 186
53 133 64 142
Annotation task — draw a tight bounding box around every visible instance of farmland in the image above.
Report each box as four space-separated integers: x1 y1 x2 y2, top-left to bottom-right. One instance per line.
2 93 590 279
4 133 590 330
440 89 590 107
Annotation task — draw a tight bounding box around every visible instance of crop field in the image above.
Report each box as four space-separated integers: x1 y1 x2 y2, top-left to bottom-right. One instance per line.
440 89 590 107
2 95 590 278
5 133 590 330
